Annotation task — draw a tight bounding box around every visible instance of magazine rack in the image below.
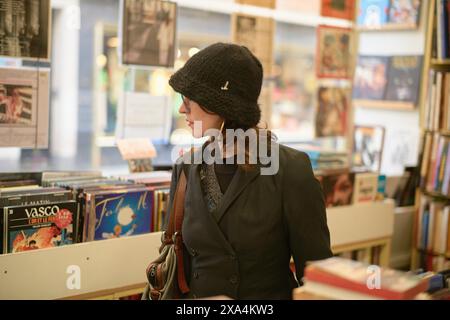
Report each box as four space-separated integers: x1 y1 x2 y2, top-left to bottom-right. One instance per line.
0 200 394 300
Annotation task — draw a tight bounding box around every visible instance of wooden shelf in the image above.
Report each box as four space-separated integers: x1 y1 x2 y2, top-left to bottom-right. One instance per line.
421 190 450 201
430 59 450 66
414 248 450 259
356 23 419 32
62 283 147 300
354 99 416 111
394 206 415 214
423 129 450 136
411 0 449 273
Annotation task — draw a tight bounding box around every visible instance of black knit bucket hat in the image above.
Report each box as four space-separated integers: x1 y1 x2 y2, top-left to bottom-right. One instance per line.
169 42 263 128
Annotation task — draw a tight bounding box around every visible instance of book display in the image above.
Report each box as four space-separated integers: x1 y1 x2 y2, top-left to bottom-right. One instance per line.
353 55 423 109
0 171 397 299
0 171 171 255
357 0 422 30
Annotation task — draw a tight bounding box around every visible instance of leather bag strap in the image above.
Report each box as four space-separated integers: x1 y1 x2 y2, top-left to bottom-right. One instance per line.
165 168 189 294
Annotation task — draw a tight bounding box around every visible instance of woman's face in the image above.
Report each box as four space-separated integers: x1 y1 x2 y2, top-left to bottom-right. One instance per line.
179 95 223 138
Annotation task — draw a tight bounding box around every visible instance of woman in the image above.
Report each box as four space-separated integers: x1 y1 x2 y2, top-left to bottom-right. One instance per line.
168 43 332 299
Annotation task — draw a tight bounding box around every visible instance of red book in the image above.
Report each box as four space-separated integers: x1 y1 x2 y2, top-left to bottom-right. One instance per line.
321 0 355 20
304 257 429 300
426 253 434 272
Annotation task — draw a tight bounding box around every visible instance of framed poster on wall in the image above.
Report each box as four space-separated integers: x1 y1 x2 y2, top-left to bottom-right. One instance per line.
315 86 350 137
352 125 385 172
120 0 177 68
0 0 52 61
0 67 50 148
316 25 353 79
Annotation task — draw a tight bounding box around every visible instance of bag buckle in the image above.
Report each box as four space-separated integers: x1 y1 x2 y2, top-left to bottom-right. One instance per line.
172 231 180 243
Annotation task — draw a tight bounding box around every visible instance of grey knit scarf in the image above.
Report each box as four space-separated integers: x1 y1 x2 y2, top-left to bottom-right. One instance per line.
199 163 223 213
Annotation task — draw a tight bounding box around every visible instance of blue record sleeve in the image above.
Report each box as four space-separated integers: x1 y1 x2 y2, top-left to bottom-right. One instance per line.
93 189 153 240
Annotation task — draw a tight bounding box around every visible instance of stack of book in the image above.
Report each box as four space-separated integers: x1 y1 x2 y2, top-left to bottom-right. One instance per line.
294 257 430 300
310 151 350 171
416 196 450 272
419 132 450 197
423 70 450 131
290 144 349 171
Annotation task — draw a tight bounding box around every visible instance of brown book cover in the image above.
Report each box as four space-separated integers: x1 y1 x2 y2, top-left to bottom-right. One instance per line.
321 0 355 20
316 87 350 138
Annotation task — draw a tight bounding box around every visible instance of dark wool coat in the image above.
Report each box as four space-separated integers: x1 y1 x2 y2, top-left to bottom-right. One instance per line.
168 143 332 300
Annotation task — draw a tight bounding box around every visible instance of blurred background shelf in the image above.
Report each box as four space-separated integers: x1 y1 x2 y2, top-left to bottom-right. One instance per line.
430 59 450 66
353 100 416 111
421 190 450 201
356 23 419 32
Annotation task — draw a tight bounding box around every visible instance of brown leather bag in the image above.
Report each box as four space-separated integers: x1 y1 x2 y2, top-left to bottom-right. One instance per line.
142 169 190 300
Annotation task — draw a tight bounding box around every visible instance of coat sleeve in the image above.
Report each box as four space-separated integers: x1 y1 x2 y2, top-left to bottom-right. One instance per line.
282 151 333 285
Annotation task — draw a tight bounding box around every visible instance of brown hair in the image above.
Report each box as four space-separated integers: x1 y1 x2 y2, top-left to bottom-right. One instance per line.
215 120 276 172
195 103 276 171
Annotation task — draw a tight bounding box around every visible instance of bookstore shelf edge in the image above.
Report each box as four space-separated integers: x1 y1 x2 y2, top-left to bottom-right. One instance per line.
0 201 395 300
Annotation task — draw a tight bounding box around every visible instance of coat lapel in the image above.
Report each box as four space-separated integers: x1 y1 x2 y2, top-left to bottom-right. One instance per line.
211 165 260 224
185 145 261 224
187 162 236 254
